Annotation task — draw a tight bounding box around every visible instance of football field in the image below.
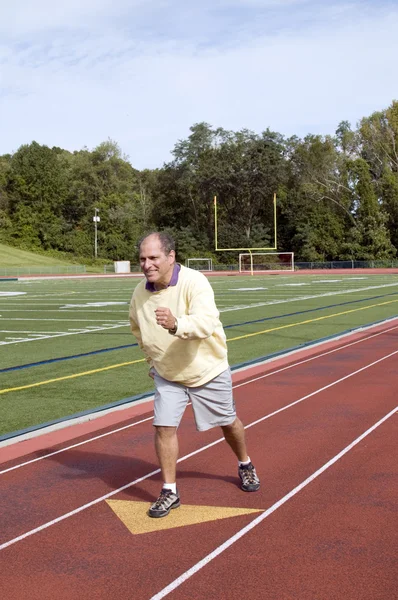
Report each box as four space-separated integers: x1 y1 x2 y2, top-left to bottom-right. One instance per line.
1 272 398 437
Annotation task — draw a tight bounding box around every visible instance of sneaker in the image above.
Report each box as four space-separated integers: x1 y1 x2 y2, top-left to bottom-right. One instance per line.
148 488 181 518
239 462 260 492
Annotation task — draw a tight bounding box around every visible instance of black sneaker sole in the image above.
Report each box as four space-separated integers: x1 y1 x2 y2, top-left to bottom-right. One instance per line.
148 499 181 518
240 483 260 492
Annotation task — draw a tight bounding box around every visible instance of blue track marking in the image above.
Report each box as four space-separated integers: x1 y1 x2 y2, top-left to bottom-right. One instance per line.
0 343 139 373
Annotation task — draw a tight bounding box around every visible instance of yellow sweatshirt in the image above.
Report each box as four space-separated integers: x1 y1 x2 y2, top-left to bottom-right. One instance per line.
129 265 229 386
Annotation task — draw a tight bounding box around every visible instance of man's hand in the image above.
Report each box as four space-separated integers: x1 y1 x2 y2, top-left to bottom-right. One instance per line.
155 307 176 331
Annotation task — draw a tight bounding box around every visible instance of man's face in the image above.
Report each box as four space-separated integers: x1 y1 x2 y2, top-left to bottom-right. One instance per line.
139 236 175 288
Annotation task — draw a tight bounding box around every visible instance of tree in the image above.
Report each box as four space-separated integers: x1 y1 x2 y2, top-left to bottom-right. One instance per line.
64 140 142 258
379 167 398 249
3 101 398 263
281 134 350 261
359 101 398 178
6 142 69 249
0 155 12 239
347 158 395 260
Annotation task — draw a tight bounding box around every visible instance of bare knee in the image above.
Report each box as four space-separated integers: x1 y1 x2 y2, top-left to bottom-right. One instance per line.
155 426 177 440
221 417 241 435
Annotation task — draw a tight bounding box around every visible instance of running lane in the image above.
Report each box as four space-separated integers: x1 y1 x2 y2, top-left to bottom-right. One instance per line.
0 325 397 599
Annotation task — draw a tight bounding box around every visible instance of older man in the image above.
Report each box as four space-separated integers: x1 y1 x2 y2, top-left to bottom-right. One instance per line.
129 231 260 518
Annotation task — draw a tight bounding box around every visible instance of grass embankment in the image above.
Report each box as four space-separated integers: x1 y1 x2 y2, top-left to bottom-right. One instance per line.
0 243 74 267
0 242 107 272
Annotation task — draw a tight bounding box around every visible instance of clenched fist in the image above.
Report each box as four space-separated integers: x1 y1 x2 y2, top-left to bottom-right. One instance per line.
155 307 176 331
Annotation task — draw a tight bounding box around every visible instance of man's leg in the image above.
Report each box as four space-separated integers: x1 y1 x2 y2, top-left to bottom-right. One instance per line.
221 417 260 492
149 370 187 519
189 370 260 492
155 425 179 483
221 417 249 462
148 425 181 518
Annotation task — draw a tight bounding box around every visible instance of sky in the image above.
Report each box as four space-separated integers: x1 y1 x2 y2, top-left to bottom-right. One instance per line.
1 0 397 169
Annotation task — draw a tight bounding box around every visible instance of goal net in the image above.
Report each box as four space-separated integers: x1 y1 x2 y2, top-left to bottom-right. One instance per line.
186 258 213 271
239 252 294 273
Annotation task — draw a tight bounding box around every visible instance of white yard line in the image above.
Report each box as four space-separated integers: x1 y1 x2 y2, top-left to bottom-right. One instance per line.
1 318 123 322
0 323 128 346
0 344 397 551
0 309 128 313
0 331 66 334
1 281 397 343
219 282 398 312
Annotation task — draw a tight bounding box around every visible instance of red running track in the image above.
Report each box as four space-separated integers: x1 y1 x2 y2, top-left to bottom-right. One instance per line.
0 322 397 600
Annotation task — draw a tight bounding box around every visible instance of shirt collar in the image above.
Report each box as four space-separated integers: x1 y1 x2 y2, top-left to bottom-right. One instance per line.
145 263 181 292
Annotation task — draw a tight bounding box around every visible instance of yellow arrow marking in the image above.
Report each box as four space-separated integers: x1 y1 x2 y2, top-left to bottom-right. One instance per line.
106 499 263 534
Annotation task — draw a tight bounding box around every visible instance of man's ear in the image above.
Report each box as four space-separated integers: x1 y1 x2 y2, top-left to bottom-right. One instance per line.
169 250 176 263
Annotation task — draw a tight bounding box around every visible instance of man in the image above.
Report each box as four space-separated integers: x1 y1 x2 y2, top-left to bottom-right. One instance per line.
129 232 260 518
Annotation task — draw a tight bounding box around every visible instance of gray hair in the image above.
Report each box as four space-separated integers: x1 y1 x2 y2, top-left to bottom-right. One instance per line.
137 231 176 255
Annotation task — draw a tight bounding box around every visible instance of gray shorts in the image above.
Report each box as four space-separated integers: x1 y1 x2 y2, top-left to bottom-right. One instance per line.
153 368 236 431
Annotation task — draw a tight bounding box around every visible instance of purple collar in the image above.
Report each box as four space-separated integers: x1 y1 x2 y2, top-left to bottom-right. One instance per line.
145 263 181 292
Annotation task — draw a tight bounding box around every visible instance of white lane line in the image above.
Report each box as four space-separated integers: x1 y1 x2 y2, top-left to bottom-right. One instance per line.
150 406 397 600
1 348 397 551
2 322 398 475
0 415 154 475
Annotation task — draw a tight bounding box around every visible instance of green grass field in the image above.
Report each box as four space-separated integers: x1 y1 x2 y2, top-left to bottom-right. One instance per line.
1 272 398 437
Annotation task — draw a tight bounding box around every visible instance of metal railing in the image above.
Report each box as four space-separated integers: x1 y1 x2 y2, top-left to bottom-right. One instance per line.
295 260 398 270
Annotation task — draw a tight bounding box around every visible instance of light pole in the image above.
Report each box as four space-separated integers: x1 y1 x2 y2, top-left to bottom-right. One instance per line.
93 208 100 258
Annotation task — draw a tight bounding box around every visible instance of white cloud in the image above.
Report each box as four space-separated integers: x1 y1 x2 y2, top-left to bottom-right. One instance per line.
0 1 397 168
0 0 139 36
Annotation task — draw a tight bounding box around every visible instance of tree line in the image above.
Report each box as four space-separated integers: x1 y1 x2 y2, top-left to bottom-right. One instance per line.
1 100 397 264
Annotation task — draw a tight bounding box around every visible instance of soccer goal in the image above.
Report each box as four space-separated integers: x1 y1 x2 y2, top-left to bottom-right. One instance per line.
186 258 213 271
239 252 294 273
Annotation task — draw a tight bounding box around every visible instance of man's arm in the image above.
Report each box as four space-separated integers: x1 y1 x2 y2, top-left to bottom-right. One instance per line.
156 277 220 340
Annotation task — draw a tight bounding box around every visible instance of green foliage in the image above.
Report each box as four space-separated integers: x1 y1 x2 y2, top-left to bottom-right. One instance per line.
348 158 395 259
380 167 398 248
1 102 398 264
